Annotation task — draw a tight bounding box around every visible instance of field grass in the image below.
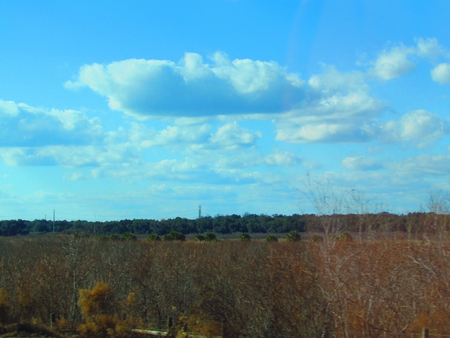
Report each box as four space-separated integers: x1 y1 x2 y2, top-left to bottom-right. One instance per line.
1 229 450 337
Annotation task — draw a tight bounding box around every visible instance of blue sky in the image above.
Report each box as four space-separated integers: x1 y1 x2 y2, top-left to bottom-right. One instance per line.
1 0 450 221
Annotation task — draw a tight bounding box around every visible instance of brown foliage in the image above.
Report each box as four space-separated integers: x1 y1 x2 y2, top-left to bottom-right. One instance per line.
2 228 450 337
78 281 115 319
77 282 131 338
0 289 10 325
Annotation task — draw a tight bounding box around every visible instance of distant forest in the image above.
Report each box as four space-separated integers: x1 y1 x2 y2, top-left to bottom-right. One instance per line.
0 212 448 237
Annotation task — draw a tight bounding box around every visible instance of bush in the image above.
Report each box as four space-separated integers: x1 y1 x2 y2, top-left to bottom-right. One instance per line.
286 230 301 241
163 231 186 241
97 234 108 241
121 232 137 241
77 282 130 338
147 234 161 241
73 232 90 239
195 234 206 242
205 233 218 242
338 232 353 242
239 233 251 241
78 282 114 318
309 234 323 243
265 234 278 242
109 234 121 241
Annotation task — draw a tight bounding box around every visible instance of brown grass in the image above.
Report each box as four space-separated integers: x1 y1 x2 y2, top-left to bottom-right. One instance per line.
0 231 450 337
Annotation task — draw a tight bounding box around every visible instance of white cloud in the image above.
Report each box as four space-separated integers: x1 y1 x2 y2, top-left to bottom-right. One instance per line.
381 109 448 147
415 37 446 59
309 66 368 96
0 144 140 168
63 171 85 181
0 100 19 116
342 156 382 171
276 122 377 144
388 154 450 176
213 168 283 184
368 38 450 83
139 123 212 148
274 66 383 144
431 63 450 84
104 159 202 183
369 45 416 81
213 148 302 169
0 101 103 147
66 52 305 118
264 149 302 167
208 122 261 149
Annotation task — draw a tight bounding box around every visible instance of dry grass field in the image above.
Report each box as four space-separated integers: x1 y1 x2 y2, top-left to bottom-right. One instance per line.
1 226 450 337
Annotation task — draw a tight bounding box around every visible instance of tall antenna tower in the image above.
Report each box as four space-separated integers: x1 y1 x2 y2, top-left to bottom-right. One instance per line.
198 205 202 219
53 209 55 232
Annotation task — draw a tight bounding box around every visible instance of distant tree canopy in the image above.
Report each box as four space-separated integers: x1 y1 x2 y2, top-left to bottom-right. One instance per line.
0 211 448 237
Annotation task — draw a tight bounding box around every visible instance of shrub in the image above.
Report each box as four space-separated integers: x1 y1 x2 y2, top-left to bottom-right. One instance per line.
205 233 218 242
77 314 130 338
147 234 161 241
338 232 354 242
73 232 90 239
266 235 278 242
195 234 206 242
163 231 186 241
109 234 121 241
121 232 137 241
97 234 108 241
78 282 114 318
286 230 301 241
310 234 323 243
77 282 130 338
239 233 251 241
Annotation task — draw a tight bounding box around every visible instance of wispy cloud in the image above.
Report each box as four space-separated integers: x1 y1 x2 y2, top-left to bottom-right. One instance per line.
0 100 102 147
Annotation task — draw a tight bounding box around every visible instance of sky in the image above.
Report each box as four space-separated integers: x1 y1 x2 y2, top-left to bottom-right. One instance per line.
1 0 450 221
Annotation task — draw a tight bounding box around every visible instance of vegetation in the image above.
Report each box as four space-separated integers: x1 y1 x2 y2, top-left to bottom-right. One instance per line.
194 234 205 242
0 213 309 237
146 234 161 241
1 226 450 337
163 231 185 241
265 234 278 242
2 211 450 238
286 230 301 241
204 232 218 242
4 210 450 336
239 232 251 241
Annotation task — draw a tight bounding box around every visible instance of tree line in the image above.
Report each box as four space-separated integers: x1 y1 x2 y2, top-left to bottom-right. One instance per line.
0 211 449 237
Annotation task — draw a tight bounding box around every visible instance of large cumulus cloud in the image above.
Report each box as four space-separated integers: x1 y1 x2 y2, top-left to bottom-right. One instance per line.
66 52 305 117
65 43 450 147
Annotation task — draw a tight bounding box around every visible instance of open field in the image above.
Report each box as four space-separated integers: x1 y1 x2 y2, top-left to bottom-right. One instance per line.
1 229 450 337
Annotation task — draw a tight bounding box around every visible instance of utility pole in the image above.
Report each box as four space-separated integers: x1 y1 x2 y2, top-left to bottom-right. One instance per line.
53 209 55 232
198 205 202 219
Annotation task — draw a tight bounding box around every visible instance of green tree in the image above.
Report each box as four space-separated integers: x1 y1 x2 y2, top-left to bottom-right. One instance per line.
195 234 206 242
147 234 161 241
205 232 218 241
163 231 186 241
121 232 137 241
265 234 278 242
286 230 301 241
239 233 251 241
